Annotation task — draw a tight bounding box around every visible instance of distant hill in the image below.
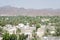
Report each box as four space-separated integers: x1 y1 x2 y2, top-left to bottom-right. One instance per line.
0 6 60 16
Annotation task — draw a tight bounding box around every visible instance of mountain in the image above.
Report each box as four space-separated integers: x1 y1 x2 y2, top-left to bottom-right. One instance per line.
0 6 60 16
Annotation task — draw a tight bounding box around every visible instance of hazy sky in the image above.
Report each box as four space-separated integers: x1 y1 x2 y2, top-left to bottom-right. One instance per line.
0 0 60 9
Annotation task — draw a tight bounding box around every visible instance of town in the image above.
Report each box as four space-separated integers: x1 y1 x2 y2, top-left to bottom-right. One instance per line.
0 16 60 40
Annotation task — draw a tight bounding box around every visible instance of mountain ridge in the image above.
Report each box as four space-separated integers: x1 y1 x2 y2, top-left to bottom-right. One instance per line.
0 6 60 16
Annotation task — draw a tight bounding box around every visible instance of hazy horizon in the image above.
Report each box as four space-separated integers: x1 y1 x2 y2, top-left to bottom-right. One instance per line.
0 0 60 9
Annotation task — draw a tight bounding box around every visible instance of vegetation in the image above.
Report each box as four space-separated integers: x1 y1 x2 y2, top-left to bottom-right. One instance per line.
0 16 60 26
18 33 28 40
52 25 60 36
35 23 41 31
2 32 28 40
16 28 21 34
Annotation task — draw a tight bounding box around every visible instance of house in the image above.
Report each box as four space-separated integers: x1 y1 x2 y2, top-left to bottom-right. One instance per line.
0 37 2 40
41 18 50 22
36 28 45 37
20 26 36 38
3 24 17 34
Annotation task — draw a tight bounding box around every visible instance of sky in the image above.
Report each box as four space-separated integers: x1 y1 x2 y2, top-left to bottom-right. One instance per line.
0 0 60 9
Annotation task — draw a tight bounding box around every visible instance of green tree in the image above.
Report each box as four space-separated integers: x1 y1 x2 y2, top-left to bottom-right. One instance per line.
53 26 60 36
16 28 21 34
9 34 17 40
32 30 37 40
0 27 3 33
35 23 41 31
2 32 10 40
18 34 28 40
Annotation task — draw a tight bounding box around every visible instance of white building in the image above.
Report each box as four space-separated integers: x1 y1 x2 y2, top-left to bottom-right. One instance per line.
36 28 45 37
3 24 17 34
41 18 50 22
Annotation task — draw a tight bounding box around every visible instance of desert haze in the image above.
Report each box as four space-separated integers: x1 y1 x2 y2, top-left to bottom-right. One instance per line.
0 6 60 16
